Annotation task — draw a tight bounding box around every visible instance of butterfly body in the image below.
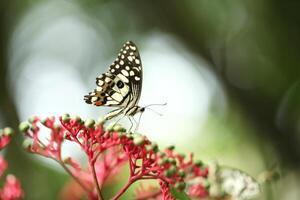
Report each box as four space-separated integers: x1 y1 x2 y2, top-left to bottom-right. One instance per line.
84 41 144 120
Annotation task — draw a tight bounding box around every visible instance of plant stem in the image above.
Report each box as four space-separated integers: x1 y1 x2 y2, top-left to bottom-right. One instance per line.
58 160 90 192
90 160 104 200
111 177 137 200
136 190 161 200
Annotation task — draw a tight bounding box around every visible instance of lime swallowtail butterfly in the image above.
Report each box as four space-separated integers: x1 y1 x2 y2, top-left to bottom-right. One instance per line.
84 41 144 122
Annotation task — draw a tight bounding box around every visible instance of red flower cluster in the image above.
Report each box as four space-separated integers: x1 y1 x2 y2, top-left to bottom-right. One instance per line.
20 114 210 200
0 128 23 200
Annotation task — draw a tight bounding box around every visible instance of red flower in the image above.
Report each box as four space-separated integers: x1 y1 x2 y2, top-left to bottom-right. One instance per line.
188 183 209 198
0 175 24 200
21 115 211 200
0 128 13 150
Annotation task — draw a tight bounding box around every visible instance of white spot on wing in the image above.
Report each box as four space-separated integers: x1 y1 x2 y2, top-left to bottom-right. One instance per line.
135 59 140 64
120 60 124 65
130 71 135 76
135 76 141 81
125 66 130 70
105 77 111 83
115 64 120 69
97 80 104 86
121 69 129 77
111 93 123 102
91 97 98 102
130 46 136 50
118 74 129 83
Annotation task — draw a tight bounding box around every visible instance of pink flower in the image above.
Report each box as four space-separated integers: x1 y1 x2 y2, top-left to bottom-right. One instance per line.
21 115 211 200
188 183 209 198
0 128 13 150
0 175 23 200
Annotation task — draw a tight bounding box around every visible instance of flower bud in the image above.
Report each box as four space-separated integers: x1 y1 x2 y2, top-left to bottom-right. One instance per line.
167 145 175 150
28 116 36 123
157 152 166 157
72 116 83 124
62 113 70 122
113 124 126 132
97 117 106 125
40 118 47 125
175 182 186 190
178 169 186 178
133 136 145 146
84 119 95 128
19 122 30 133
158 157 168 165
53 124 61 131
164 165 177 177
22 139 33 149
146 143 159 152
3 127 14 136
168 158 177 165
195 160 203 167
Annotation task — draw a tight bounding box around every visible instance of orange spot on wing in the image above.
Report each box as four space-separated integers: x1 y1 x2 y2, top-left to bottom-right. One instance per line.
95 101 103 106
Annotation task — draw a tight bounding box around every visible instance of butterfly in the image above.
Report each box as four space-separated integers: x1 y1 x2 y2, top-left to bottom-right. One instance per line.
84 41 144 124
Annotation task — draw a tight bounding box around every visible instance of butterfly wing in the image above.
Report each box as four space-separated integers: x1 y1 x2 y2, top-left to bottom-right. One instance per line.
84 41 143 110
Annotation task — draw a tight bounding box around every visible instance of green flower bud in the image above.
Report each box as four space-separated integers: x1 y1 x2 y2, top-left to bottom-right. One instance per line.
133 136 145 146
158 157 168 166
195 160 203 167
175 182 186 190
3 127 14 136
72 116 82 123
168 158 177 165
40 118 47 125
28 116 36 123
113 124 126 132
19 122 30 133
157 152 166 157
97 117 106 125
178 169 186 178
146 142 159 152
84 119 95 128
167 145 175 150
62 113 70 122
165 165 177 177
22 139 33 149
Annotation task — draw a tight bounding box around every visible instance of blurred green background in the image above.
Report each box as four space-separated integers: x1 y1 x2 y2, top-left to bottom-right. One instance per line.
1 0 300 199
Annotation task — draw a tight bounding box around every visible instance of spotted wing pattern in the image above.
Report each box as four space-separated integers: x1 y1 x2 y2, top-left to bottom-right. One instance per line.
84 41 143 115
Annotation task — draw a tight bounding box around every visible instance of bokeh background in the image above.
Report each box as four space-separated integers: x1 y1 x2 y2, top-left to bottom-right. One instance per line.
1 0 300 199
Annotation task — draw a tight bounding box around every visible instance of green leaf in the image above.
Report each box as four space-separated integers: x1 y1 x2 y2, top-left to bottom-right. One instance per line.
170 187 191 200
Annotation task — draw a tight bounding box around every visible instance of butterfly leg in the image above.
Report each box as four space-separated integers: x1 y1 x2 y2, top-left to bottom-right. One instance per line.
128 116 135 133
111 114 125 130
104 107 124 120
134 112 143 133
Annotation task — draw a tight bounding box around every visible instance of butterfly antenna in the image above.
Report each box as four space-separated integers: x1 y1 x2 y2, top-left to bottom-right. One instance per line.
145 107 163 116
144 102 167 108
